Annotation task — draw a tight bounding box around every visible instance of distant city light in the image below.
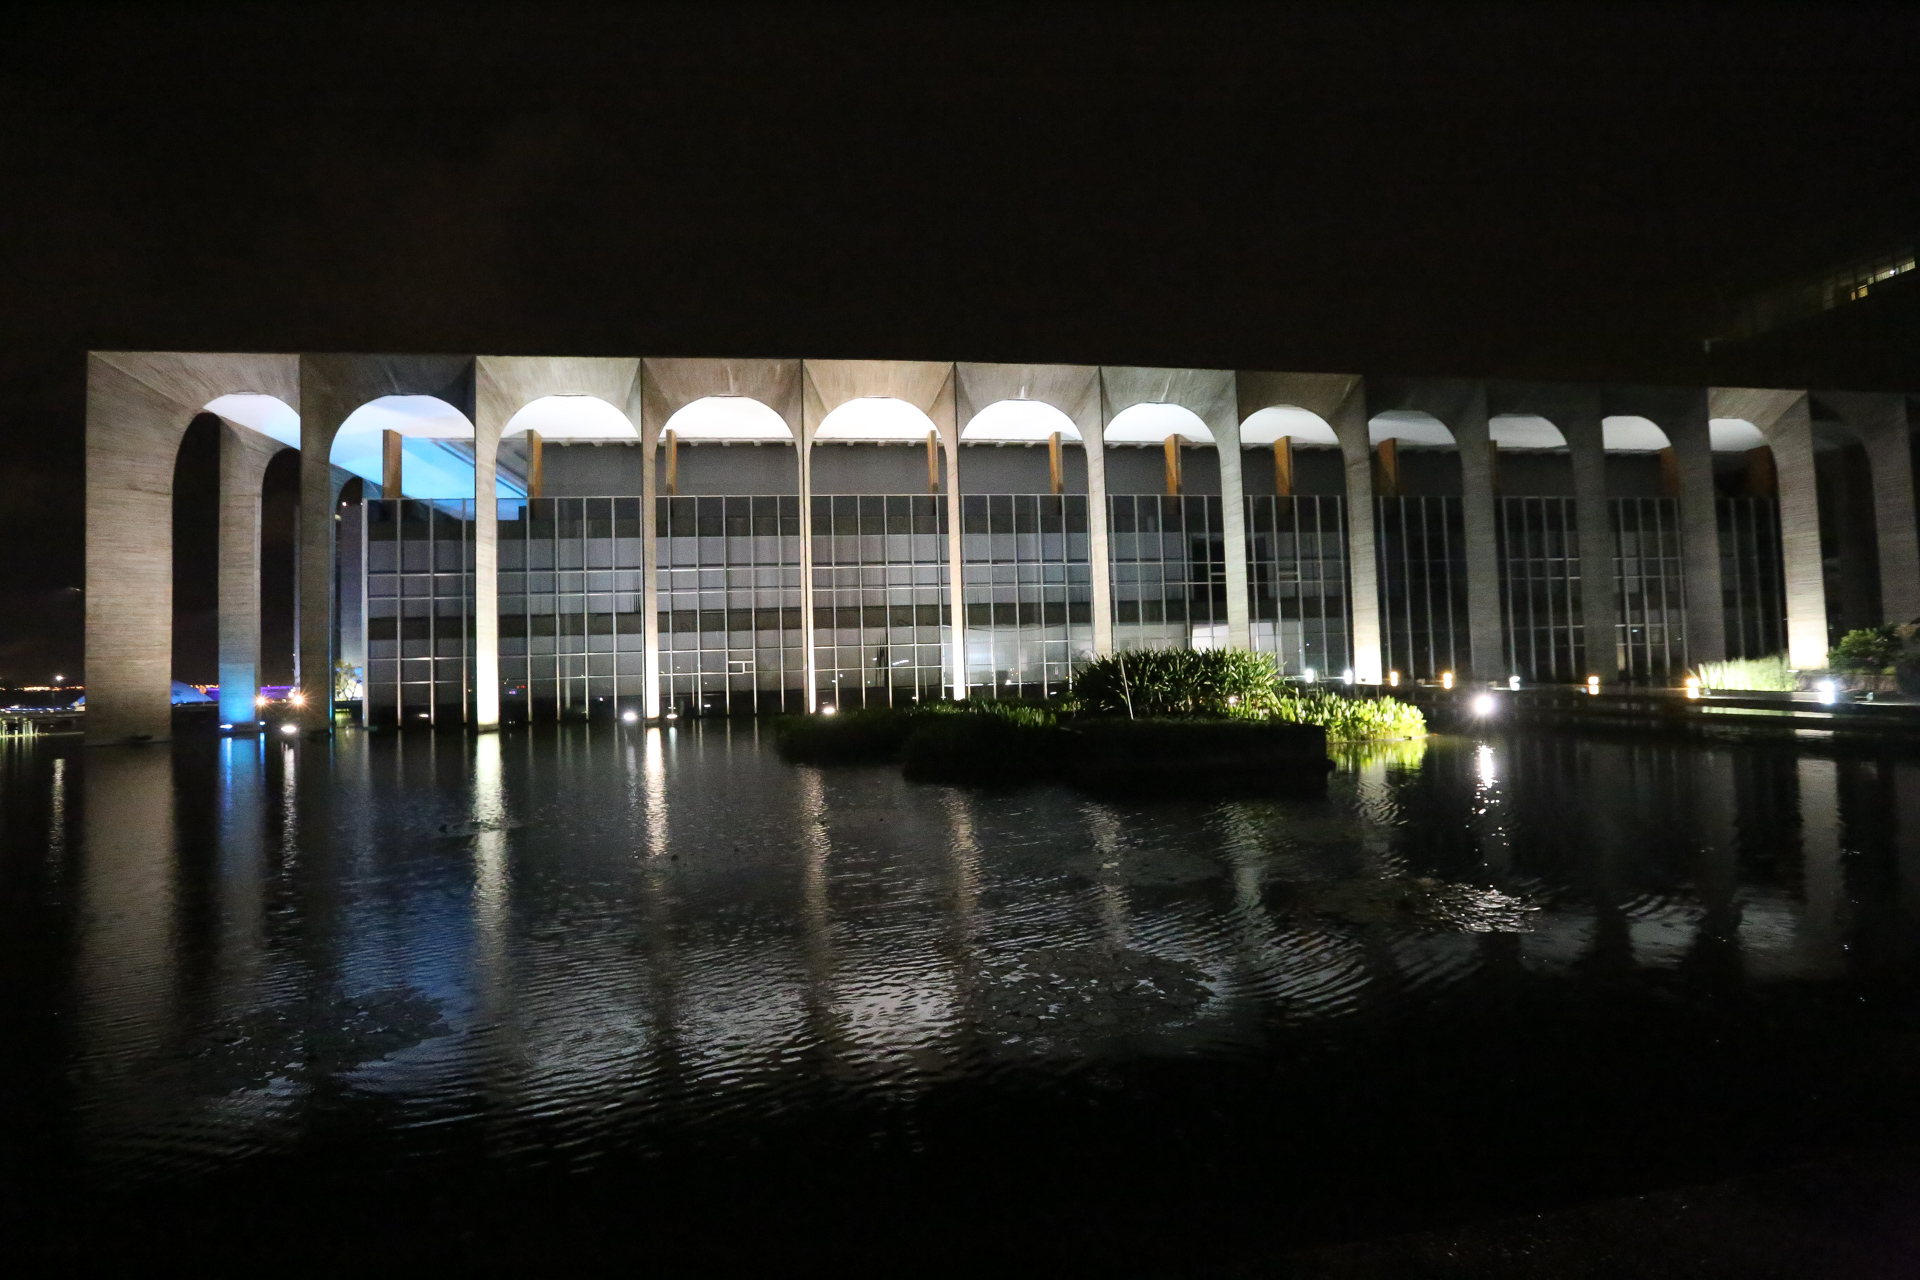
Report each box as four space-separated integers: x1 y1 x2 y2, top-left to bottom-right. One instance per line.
256 695 268 707
52 674 63 683
1472 693 1496 716
288 690 307 707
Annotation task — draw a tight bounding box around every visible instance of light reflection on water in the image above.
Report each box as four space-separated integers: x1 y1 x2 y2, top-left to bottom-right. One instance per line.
6 724 1919 1185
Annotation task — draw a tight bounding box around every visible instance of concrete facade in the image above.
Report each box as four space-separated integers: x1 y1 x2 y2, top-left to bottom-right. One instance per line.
85 351 1920 740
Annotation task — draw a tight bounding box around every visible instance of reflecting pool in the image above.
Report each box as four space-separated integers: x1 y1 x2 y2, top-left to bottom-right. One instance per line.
4 725 1920 1270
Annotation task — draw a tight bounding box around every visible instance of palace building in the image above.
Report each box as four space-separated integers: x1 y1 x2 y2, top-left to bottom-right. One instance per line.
82 353 1918 743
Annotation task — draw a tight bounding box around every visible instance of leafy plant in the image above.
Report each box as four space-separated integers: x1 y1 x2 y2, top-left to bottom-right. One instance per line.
1692 654 1796 691
1270 691 1425 741
1831 625 1902 673
1071 647 1284 718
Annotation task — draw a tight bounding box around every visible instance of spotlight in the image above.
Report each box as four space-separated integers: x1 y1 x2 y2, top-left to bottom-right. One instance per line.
1685 675 1703 700
821 705 837 716
1440 671 1455 691
621 710 638 723
1586 675 1601 696
280 723 298 735
1387 670 1400 688
1472 694 1496 716
1301 667 1316 684
256 695 268 708
219 723 233 730
1342 669 1354 685
1507 675 1521 692
288 690 307 707
1817 679 1837 706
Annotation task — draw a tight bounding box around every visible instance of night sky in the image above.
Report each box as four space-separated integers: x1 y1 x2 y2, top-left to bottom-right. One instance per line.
4 3 1918 683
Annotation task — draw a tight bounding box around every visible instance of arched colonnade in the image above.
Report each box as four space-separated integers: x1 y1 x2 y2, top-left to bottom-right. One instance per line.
84 353 1920 743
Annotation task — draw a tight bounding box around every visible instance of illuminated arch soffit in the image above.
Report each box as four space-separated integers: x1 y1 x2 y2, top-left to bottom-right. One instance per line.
329 395 518 499
505 394 638 441
205 393 301 450
813 397 939 442
1104 402 1212 444
1601 416 1672 452
661 395 792 442
1369 410 1454 447
1487 414 1568 450
961 399 1081 443
1240 405 1337 446
1708 418 1768 452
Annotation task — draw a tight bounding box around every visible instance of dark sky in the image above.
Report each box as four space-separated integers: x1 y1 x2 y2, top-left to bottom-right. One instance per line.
4 2 1918 682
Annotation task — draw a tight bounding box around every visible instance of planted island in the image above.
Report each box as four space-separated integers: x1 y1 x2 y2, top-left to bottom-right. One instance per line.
774 648 1425 796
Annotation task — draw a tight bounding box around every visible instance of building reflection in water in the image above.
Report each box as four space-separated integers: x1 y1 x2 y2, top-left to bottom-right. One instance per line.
38 724 1920 1171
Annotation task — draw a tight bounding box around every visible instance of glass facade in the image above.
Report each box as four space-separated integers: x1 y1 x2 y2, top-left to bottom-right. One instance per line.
811 495 950 710
1244 495 1350 677
660 495 806 716
1376 496 1468 681
1611 497 1688 681
1497 497 1584 683
1108 495 1229 651
1718 497 1788 661
960 494 1091 699
364 500 475 726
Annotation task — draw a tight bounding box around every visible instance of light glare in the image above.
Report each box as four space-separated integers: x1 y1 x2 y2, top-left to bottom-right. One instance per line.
1472 694 1496 716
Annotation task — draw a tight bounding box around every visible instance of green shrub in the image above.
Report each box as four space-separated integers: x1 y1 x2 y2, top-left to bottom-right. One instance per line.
1271 691 1425 741
771 707 922 764
1831 625 1902 673
1692 654 1796 691
1071 647 1283 718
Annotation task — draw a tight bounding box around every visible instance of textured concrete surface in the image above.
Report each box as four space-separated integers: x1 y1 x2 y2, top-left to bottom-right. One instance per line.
215 421 289 725
1626 387 1725 665
1823 391 1920 625
1715 387 1824 668
84 352 299 744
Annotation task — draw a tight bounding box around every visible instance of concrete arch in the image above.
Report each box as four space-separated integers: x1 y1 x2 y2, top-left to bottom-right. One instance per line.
1709 418 1768 452
331 394 477 498
1602 415 1672 452
1817 391 1920 624
814 397 941 441
1710 388 1824 667
1488 414 1568 450
85 352 301 744
959 400 1080 443
1103 402 1212 444
1239 405 1338 446
472 356 642 727
1368 409 1455 447
660 396 793 441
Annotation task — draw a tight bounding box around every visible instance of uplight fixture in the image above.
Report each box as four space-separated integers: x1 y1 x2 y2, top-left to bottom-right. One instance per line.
1301 667 1316 684
1472 693 1496 716
1507 675 1521 692
1387 670 1400 688
1342 669 1354 685
1684 675 1702 700
1441 671 1455 690
821 705 837 716
1817 679 1837 705
1586 675 1601 695
621 710 639 723
280 723 298 735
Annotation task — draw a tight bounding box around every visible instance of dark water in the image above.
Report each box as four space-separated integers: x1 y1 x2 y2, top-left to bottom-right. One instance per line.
4 725 1920 1272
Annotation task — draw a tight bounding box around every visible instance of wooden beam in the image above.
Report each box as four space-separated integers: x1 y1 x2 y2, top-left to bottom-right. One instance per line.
382 428 403 500
1272 436 1293 497
927 431 940 493
1164 435 1182 495
1375 437 1399 499
1048 431 1064 495
664 428 678 496
526 429 544 499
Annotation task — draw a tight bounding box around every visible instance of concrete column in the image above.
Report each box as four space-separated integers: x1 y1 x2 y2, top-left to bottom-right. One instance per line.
1331 381 1382 684
945 438 966 698
1561 402 1619 680
1829 393 1920 624
1085 421 1113 657
641 430 662 720
83 357 192 744
799 435 818 711
471 414 502 730
1669 396 1728 665
1760 394 1827 669
1452 389 1503 681
1214 414 1251 650
296 417 342 729
216 423 285 726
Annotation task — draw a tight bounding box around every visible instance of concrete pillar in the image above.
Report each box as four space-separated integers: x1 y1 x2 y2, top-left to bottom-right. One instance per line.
799 432 818 711
1759 394 1827 669
83 357 192 744
1560 402 1619 680
1828 392 1920 624
640 421 662 720
1214 413 1251 651
471 413 502 730
1668 395 1728 665
1452 389 1503 681
216 423 286 726
1085 419 1113 657
296 425 339 728
944 437 966 698
1330 381 1383 684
